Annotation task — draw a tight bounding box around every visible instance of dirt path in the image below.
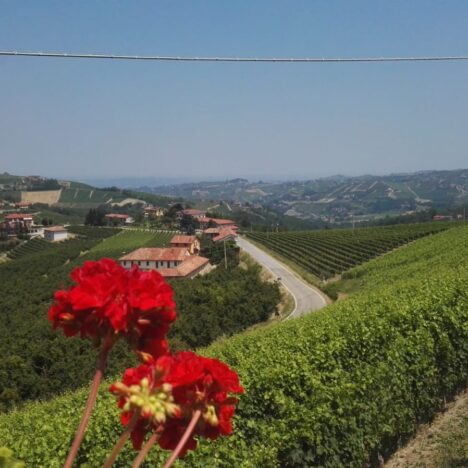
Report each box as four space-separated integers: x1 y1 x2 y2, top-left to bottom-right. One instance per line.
385 389 468 467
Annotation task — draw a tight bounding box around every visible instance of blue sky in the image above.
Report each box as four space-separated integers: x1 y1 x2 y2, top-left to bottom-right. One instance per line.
1 1 467 181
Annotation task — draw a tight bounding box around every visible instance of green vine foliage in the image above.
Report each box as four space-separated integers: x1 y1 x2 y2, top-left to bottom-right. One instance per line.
0 226 466 466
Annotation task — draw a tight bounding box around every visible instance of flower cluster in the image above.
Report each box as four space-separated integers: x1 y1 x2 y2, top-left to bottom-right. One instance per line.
110 351 244 457
48 258 176 355
48 258 243 466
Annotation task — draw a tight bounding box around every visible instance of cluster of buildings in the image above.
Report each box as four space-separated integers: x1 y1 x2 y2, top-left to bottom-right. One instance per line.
176 209 238 239
104 207 239 241
1 213 69 242
117 210 239 280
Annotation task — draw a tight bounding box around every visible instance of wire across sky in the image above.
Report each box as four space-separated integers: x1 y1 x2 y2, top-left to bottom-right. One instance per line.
1 50 468 63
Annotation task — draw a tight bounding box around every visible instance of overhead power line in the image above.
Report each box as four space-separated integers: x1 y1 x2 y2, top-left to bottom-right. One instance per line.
1 50 468 63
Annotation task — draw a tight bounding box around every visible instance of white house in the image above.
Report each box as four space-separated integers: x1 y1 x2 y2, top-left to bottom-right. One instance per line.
44 226 68 242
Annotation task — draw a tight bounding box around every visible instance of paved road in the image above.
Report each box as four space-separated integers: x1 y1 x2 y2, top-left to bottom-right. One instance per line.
236 236 328 319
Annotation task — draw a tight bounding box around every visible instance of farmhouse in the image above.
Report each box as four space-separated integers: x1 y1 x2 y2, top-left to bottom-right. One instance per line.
14 201 30 209
170 235 200 254
195 217 212 230
209 218 238 229
105 213 134 226
212 228 238 243
177 209 207 220
44 226 68 242
119 247 210 279
144 206 164 218
195 217 238 231
4 213 34 230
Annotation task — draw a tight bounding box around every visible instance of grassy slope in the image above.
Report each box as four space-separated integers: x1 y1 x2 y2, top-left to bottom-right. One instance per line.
0 226 466 466
385 389 468 468
83 229 175 260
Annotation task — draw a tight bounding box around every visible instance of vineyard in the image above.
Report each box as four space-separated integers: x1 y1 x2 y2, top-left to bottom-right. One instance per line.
7 237 57 259
246 222 453 279
1 225 466 466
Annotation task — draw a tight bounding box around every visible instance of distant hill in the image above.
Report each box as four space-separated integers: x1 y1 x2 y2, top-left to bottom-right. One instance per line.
0 173 176 209
143 169 468 224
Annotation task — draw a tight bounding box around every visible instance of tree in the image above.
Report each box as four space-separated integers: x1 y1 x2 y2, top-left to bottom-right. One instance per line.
179 214 197 235
85 209 106 226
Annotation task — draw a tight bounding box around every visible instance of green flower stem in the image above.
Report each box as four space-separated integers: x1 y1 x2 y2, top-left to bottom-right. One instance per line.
131 426 163 468
64 341 111 468
162 410 202 468
103 411 140 468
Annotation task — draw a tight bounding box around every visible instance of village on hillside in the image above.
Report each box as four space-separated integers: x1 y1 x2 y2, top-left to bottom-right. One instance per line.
0 199 239 279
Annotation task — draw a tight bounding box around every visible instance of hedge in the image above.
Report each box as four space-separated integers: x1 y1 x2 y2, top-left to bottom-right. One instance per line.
0 227 467 467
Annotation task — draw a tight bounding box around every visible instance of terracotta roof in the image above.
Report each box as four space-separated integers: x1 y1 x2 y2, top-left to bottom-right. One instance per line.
176 256 209 276
196 217 212 224
170 235 197 244
15 202 30 207
203 228 220 234
180 209 206 216
210 218 236 225
44 226 67 232
213 228 237 242
120 247 189 262
5 213 33 220
158 256 210 278
105 214 129 219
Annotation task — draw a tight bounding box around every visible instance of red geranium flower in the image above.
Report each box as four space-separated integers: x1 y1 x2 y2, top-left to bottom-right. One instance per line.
158 351 244 456
111 352 244 456
48 258 176 355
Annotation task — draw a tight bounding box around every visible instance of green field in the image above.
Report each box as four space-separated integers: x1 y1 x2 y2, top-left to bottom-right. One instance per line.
33 208 86 225
67 225 122 239
84 229 176 260
246 222 454 279
1 226 466 466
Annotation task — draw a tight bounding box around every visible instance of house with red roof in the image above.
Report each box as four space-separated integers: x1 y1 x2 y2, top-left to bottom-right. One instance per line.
209 218 238 229
119 247 209 279
14 201 30 209
177 209 207 220
170 235 200 254
105 213 134 226
203 227 238 242
4 213 34 230
212 228 238 243
144 206 164 219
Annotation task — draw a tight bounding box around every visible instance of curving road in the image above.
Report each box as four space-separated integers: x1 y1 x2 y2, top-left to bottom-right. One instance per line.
236 236 328 319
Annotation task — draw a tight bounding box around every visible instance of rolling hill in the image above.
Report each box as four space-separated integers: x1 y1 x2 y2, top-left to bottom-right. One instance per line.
143 169 468 224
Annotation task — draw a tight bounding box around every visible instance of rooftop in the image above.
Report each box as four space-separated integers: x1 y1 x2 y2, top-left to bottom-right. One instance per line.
158 256 210 278
213 228 238 242
170 235 197 244
5 213 34 220
203 228 220 234
120 247 189 262
44 226 67 232
180 209 206 216
210 218 236 225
